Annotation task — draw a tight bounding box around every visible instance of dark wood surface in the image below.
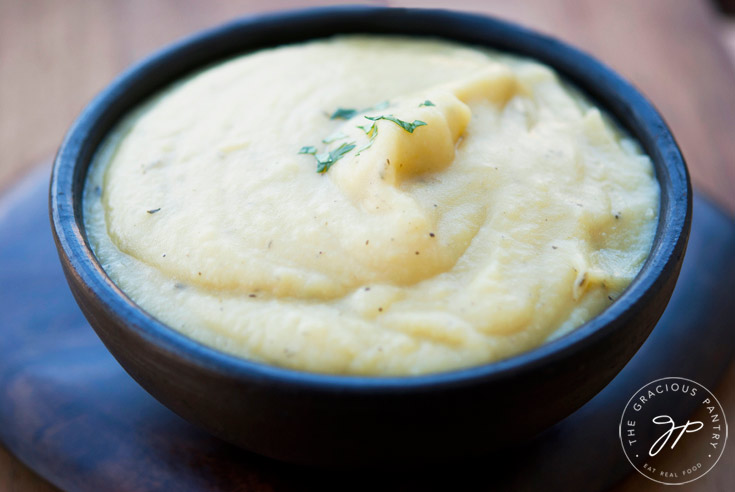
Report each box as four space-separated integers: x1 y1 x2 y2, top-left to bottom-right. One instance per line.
1 1 735 490
0 167 733 491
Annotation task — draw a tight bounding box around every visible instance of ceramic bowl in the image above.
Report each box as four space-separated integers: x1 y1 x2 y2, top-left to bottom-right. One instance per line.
50 6 691 466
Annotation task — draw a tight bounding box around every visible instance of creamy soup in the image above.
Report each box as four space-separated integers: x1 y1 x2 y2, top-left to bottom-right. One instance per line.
84 36 659 376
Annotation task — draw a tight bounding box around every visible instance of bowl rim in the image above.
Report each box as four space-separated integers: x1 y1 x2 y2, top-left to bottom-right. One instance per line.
50 5 691 392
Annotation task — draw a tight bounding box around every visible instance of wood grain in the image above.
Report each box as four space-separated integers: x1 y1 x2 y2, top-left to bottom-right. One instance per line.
1 0 733 490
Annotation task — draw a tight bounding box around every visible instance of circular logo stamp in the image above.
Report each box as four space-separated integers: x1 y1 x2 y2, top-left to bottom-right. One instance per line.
619 377 728 485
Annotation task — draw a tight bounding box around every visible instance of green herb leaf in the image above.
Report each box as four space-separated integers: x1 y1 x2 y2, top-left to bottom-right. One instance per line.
419 100 435 107
330 108 359 120
322 131 348 144
355 122 378 156
316 141 356 173
329 101 390 120
357 123 376 136
298 146 317 155
364 115 428 133
147 208 161 214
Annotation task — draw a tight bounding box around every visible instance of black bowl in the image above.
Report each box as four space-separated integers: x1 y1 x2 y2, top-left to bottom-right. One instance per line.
50 6 691 466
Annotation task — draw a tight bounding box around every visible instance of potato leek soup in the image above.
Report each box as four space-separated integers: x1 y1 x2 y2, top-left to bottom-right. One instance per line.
84 36 659 376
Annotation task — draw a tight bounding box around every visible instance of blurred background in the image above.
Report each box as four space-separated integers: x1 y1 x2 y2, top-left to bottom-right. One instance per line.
1 1 734 491
1 0 735 212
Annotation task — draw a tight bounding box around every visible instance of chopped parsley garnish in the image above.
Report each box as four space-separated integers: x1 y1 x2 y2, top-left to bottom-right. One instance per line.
301 101 428 173
355 122 378 155
364 115 427 133
146 208 161 214
322 131 348 144
298 146 317 155
330 108 359 120
316 141 356 173
329 101 390 120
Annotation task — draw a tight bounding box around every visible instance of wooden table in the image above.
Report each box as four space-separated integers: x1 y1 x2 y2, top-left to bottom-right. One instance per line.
1 1 733 490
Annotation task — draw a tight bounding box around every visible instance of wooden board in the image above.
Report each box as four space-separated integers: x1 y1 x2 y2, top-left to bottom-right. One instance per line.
0 167 733 491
